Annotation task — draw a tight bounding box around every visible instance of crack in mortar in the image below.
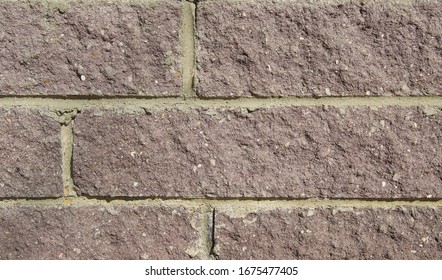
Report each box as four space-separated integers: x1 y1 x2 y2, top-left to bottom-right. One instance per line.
209 208 219 259
51 108 79 125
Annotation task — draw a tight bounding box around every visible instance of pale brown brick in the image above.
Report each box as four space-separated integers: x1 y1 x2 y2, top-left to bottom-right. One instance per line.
197 0 442 97
0 205 198 259
72 106 442 198
215 207 442 259
0 0 182 96
0 108 62 197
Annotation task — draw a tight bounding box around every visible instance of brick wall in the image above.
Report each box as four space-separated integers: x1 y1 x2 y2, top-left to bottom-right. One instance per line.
0 0 441 259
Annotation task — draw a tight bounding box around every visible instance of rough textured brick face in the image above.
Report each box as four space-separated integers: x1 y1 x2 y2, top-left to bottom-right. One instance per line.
0 205 198 259
197 0 442 97
73 106 442 198
0 0 182 96
0 108 62 197
215 207 442 259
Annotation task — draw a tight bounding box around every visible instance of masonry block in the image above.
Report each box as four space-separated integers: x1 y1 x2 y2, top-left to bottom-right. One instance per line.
73 106 442 198
0 108 62 197
197 0 442 97
0 0 182 96
0 205 198 259
215 207 442 259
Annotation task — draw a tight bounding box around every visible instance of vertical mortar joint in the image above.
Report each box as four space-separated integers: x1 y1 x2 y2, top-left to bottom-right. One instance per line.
182 0 197 99
60 112 79 200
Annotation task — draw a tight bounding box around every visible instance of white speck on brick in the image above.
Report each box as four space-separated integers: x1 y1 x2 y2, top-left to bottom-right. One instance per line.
380 120 385 127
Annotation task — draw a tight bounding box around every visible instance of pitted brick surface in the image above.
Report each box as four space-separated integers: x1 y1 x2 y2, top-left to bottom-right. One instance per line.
0 0 182 96
197 0 442 97
1 0 442 262
0 108 62 197
215 207 442 259
0 205 198 259
73 106 442 198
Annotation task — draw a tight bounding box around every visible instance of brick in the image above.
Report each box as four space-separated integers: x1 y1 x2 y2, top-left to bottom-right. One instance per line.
215 207 442 259
0 0 182 96
197 0 442 97
73 106 442 198
0 108 62 197
0 205 198 259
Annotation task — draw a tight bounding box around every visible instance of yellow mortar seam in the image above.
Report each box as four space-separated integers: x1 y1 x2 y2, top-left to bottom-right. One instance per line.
1 0 436 4
196 0 439 4
61 122 78 200
0 96 442 112
1 197 442 209
182 1 197 98
1 0 164 5
187 205 215 259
